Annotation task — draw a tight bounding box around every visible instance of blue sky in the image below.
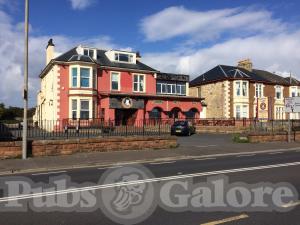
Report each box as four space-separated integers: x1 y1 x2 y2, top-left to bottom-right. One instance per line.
1 0 300 106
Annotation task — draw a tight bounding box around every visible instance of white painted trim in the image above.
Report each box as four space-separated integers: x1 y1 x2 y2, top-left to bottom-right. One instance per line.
69 97 93 119
110 71 121 91
132 73 146 93
69 65 93 89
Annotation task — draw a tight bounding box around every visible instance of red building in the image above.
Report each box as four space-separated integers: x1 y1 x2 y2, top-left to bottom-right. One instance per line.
34 40 203 126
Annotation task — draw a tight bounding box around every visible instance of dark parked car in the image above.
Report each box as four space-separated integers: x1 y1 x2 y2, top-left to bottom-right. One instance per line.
171 120 196 136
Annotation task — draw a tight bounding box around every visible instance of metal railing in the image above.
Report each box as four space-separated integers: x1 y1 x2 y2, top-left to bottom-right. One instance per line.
0 119 172 141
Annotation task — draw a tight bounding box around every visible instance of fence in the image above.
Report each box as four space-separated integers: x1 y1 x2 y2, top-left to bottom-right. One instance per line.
0 119 171 141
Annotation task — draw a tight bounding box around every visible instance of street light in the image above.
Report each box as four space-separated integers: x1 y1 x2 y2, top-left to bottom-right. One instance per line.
22 0 29 159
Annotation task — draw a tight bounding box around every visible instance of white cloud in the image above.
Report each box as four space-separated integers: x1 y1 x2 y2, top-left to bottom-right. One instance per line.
0 9 120 107
68 0 94 10
142 31 300 80
140 6 285 42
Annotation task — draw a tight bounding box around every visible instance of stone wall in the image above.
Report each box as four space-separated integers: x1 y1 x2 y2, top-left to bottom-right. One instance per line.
0 141 22 159
196 126 249 134
248 131 300 143
32 136 177 157
190 82 227 118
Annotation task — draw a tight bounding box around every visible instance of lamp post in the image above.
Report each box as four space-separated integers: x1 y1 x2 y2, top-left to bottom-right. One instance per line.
22 0 29 159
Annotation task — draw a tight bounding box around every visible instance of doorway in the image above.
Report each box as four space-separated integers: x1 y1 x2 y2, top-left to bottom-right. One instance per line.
115 109 138 125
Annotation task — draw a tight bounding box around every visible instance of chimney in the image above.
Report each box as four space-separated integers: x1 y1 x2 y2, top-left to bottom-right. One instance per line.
237 59 253 72
46 39 55 65
136 51 142 61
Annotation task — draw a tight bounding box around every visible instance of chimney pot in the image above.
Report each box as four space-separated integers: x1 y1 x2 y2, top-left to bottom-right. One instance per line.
46 39 55 65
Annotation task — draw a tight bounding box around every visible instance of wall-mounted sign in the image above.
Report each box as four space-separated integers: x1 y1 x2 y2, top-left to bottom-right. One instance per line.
109 97 144 109
121 97 133 109
285 97 300 113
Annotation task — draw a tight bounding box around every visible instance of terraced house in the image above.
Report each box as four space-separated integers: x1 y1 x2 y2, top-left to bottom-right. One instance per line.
34 40 203 126
189 59 300 120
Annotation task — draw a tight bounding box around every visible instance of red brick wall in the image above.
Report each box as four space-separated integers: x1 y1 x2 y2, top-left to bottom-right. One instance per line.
32 136 177 157
0 141 22 159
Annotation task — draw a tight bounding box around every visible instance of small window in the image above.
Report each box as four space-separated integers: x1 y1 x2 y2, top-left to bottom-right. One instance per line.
93 69 97 89
80 68 90 88
255 84 263 98
83 49 95 58
80 100 89 119
72 99 77 119
111 72 120 90
72 68 78 87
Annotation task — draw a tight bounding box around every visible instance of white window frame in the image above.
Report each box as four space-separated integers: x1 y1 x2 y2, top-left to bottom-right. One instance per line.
242 81 248 97
114 52 134 63
83 48 96 59
110 71 121 91
235 81 241 97
235 104 248 119
255 83 264 98
69 65 93 88
133 74 146 93
69 97 93 119
275 85 283 100
291 86 297 97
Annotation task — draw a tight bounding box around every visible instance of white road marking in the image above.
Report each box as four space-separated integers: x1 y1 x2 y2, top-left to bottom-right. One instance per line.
98 166 122 170
177 172 183 175
269 152 283 155
149 161 176 165
281 200 300 208
196 145 217 148
194 158 216 161
237 154 256 158
201 214 249 225
32 171 66 176
2 161 300 203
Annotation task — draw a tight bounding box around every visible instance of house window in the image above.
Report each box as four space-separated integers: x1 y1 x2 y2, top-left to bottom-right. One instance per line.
255 84 263 98
80 100 89 119
133 74 145 92
242 81 247 96
275 86 282 99
236 105 241 119
291 87 297 97
71 68 77 87
167 83 176 94
114 53 133 63
111 72 120 91
71 99 77 119
236 81 241 96
80 68 90 88
93 69 97 89
83 49 95 58
242 105 248 118
176 83 186 95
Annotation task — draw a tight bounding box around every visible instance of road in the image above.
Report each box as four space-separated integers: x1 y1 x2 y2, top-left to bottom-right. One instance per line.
0 148 299 224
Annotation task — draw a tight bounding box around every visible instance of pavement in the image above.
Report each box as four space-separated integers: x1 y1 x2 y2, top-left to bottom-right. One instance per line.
0 148 299 224
2 133 300 175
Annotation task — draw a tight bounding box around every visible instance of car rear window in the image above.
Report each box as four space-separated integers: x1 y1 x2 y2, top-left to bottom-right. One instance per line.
174 121 187 126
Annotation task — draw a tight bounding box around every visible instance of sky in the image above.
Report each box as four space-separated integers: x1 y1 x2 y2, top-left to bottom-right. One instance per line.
1 0 300 107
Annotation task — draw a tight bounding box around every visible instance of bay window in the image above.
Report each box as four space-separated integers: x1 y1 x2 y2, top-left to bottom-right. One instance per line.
80 68 90 87
111 72 120 91
71 99 77 119
133 74 145 92
70 66 92 88
291 87 297 97
80 100 89 119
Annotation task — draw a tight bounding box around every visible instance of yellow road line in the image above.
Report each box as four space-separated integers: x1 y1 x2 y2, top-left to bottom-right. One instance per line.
281 200 300 208
201 214 249 225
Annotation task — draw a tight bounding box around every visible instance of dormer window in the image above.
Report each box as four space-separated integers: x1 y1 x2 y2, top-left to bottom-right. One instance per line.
83 48 95 59
114 52 133 63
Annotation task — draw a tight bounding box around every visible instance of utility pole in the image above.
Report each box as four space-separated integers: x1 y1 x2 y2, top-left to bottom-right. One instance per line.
22 0 29 159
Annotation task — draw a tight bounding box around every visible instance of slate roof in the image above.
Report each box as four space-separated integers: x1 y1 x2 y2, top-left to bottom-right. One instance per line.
190 65 300 87
53 47 157 72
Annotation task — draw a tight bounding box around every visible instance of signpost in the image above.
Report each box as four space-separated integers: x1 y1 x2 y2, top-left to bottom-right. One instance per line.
284 97 300 142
